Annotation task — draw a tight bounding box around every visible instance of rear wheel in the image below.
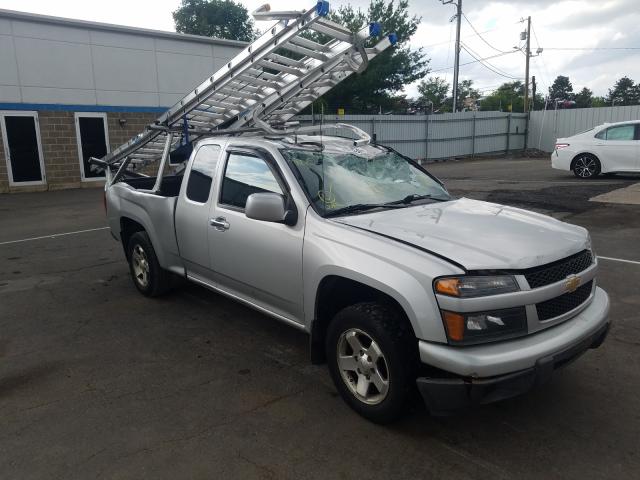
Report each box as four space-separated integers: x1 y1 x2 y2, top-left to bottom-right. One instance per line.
572 154 601 179
326 302 417 423
127 231 170 297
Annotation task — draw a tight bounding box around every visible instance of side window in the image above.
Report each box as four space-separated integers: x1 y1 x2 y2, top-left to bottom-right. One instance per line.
595 130 606 140
603 125 635 141
220 153 283 209
186 145 221 203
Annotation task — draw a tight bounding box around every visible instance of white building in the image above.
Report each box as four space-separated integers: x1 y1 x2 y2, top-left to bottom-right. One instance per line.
0 8 244 192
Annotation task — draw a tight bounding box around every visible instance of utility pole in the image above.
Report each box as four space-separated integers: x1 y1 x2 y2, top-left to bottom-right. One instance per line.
523 16 531 112
531 75 537 111
453 0 462 112
442 0 462 112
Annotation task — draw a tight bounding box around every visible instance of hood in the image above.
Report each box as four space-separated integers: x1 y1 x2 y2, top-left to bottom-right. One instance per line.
334 198 589 271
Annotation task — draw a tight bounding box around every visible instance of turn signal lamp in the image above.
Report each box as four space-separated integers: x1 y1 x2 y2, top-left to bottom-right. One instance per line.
442 311 465 341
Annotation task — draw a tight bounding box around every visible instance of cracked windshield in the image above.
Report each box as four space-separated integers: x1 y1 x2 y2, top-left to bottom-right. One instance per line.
282 144 450 215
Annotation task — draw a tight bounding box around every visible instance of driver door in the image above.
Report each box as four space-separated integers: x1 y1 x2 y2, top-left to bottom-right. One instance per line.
207 147 305 324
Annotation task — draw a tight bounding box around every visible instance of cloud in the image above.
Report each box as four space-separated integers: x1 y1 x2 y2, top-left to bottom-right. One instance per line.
4 0 637 100
401 0 640 98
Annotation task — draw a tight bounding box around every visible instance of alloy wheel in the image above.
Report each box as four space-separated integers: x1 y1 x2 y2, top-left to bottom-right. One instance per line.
574 156 597 178
132 244 150 288
336 328 390 405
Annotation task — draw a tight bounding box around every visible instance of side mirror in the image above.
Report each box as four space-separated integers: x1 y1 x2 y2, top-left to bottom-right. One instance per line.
245 192 287 224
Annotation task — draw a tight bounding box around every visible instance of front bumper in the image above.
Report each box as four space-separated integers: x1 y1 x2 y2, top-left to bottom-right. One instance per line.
416 287 610 414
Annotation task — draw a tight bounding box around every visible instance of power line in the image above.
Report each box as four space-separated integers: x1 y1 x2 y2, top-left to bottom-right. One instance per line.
461 42 522 80
420 20 522 50
475 83 506 90
429 50 518 73
443 18 454 82
532 25 639 52
530 22 552 94
461 13 511 54
461 46 521 80
531 22 542 50
542 47 640 51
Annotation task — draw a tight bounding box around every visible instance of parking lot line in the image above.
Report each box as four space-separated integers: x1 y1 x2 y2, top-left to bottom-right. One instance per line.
446 180 626 185
3 227 638 271
598 255 640 266
0 227 109 246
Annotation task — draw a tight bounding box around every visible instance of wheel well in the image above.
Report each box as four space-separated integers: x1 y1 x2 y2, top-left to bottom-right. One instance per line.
309 276 415 364
120 217 146 259
570 152 598 170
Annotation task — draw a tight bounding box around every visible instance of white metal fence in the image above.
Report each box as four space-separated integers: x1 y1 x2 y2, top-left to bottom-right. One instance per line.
528 105 640 152
296 105 640 160
295 112 528 160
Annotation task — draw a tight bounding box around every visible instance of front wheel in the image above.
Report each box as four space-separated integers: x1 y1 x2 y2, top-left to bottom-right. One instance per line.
127 231 171 297
572 154 601 178
326 302 417 423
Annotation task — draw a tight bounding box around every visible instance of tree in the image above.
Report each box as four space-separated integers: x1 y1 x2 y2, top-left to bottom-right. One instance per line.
531 93 546 110
458 79 480 110
173 0 257 42
592 96 607 108
417 77 449 112
574 87 593 108
480 81 525 112
314 0 430 113
548 75 574 101
606 77 638 106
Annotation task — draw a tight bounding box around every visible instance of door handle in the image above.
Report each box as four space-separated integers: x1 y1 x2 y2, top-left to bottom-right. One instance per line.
210 216 230 231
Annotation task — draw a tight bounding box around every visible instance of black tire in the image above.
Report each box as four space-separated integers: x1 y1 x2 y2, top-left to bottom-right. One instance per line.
127 231 171 297
326 301 417 424
572 154 601 179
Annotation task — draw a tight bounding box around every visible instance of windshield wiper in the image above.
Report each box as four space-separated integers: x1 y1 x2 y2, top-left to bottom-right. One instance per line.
385 194 448 205
325 203 405 218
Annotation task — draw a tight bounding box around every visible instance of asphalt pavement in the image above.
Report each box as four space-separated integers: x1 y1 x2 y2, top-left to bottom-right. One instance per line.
1 157 639 479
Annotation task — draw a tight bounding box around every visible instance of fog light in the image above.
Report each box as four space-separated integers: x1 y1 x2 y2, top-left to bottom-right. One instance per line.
466 314 505 330
441 307 527 345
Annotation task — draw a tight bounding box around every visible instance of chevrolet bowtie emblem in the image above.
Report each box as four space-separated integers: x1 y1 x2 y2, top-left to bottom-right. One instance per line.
565 275 581 293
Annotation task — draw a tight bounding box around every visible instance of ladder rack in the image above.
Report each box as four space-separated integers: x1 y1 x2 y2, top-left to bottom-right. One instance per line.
96 1 396 175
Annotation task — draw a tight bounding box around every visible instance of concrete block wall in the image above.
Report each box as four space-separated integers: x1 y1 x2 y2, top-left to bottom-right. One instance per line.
0 110 159 193
39 111 81 190
106 112 158 150
106 112 159 177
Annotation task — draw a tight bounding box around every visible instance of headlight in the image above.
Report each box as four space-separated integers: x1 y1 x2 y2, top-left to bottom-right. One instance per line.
441 307 527 345
434 275 519 297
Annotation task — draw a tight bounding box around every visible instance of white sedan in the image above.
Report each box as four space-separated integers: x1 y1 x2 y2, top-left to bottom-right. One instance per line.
551 120 640 178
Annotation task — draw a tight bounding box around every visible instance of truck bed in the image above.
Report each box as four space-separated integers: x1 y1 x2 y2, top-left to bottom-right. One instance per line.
121 175 183 197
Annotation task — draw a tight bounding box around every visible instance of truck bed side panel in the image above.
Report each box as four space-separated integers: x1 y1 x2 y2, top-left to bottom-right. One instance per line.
107 184 183 274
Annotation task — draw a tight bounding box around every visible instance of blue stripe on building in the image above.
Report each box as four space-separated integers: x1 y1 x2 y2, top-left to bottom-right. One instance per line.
0 103 169 113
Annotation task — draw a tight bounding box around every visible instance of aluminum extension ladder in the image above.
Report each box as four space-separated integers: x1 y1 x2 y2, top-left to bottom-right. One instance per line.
95 1 396 179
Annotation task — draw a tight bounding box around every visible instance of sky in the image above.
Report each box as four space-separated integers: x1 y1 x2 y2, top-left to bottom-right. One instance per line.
1 0 638 100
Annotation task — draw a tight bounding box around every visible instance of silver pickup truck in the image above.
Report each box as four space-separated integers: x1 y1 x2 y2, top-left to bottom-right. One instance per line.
104 133 610 423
